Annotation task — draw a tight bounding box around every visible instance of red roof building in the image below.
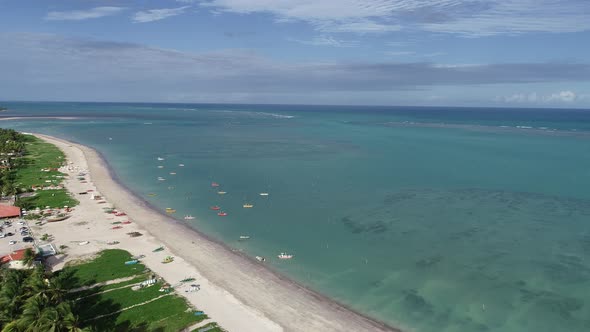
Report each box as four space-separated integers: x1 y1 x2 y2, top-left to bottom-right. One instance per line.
0 248 27 264
0 205 21 218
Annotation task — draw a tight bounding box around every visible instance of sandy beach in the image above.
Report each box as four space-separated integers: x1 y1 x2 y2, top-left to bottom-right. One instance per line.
33 133 400 332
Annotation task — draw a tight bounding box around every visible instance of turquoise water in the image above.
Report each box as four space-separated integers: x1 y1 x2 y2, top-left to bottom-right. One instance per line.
2 102 590 331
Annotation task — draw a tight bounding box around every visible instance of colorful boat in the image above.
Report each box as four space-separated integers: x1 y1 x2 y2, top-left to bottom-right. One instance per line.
153 246 164 252
115 212 126 216
243 204 254 208
217 211 228 217
122 221 132 224
210 206 221 210
162 256 174 264
147 193 157 197
112 226 123 229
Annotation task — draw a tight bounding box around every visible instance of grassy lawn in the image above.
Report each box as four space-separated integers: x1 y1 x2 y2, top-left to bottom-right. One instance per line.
76 283 165 320
89 295 204 332
69 274 149 300
14 135 80 208
17 189 79 209
193 322 225 332
15 136 66 189
60 249 146 287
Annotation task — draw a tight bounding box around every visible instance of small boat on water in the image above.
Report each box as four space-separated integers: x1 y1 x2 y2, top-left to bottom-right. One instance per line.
153 246 164 252
184 215 195 220
165 208 176 214
243 204 254 208
147 193 157 197
158 177 166 181
217 191 227 195
179 164 185 167
210 206 221 210
256 256 266 262
157 157 165 161
217 211 228 217
162 256 174 264
170 172 176 175
239 235 250 240
211 182 220 187
278 253 293 260
157 165 164 169
259 193 269 196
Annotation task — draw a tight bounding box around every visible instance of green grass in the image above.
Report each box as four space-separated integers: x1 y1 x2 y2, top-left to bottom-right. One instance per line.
192 322 225 332
13 135 80 208
85 292 203 332
68 274 149 300
15 136 66 189
76 283 165 320
60 249 146 287
17 189 79 209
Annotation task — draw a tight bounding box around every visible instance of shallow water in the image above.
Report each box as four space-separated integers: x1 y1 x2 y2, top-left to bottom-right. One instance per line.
3 102 590 331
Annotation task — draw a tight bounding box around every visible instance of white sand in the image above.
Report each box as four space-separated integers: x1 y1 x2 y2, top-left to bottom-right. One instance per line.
34 134 399 332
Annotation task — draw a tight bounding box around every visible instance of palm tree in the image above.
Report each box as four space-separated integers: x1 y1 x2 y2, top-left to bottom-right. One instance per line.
17 296 46 331
21 249 35 268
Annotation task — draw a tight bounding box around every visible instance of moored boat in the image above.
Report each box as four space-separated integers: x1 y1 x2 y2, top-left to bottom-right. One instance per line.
153 246 164 252
278 252 293 260
217 191 227 195
184 215 195 220
179 164 185 167
259 192 269 196
239 235 250 240
243 204 254 208
158 177 166 181
256 256 266 262
157 157 165 161
210 206 221 210
211 182 220 187
217 211 228 217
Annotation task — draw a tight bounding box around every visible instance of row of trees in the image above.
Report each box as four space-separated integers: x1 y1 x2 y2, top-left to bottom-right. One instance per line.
0 128 26 199
0 266 86 332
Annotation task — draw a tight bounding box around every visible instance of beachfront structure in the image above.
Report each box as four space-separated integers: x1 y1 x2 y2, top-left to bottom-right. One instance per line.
0 248 32 269
0 205 21 218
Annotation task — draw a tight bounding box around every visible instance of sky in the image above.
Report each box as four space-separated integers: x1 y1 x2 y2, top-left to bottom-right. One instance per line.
0 0 589 107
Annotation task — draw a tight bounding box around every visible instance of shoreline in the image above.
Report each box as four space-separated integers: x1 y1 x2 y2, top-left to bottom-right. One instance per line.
34 133 401 332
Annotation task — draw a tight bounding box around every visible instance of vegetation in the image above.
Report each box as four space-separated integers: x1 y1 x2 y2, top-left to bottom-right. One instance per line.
60 250 146 287
0 128 78 208
0 266 85 332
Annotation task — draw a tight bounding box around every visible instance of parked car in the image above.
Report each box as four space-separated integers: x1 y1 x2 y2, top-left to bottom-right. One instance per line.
0 233 5 238
5 232 14 236
19 227 28 232
9 240 17 245
22 237 34 243
17 221 25 225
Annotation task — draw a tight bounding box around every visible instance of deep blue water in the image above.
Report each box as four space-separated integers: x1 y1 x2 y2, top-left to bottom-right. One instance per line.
2 102 590 332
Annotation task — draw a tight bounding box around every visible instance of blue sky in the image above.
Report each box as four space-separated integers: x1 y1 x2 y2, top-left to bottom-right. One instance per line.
1 0 589 107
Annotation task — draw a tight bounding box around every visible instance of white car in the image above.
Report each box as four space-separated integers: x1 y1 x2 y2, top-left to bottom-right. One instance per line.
9 240 17 245
0 233 5 238
17 221 25 225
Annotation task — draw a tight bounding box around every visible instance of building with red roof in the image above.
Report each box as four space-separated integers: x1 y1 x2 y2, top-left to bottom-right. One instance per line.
0 205 21 218
0 248 33 269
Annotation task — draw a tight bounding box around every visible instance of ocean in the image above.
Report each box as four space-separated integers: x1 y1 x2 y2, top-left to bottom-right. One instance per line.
2 102 590 332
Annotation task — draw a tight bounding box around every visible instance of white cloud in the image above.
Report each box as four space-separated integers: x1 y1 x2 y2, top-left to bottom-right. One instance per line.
543 90 576 103
45 7 125 21
132 6 190 23
384 51 414 56
197 0 590 36
498 91 586 104
289 35 358 47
